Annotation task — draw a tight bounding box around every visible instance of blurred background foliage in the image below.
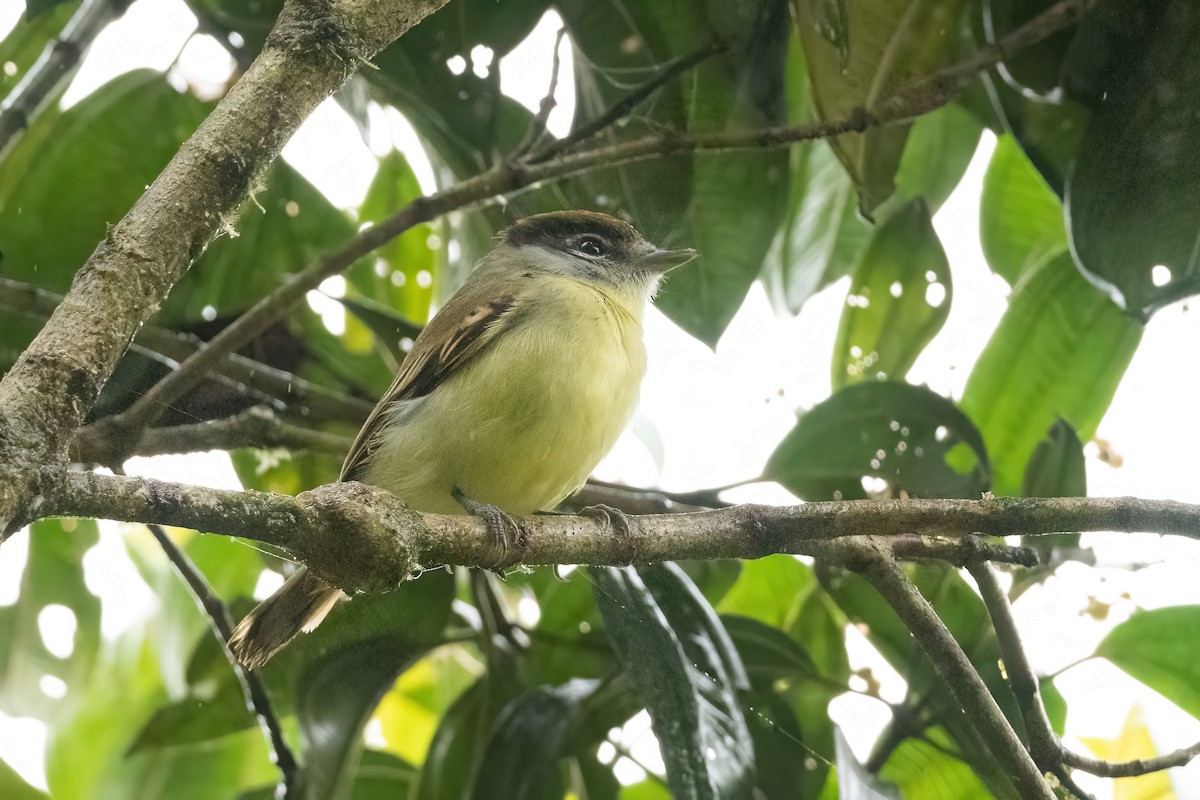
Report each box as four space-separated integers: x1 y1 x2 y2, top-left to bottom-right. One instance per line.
1 0 1198 797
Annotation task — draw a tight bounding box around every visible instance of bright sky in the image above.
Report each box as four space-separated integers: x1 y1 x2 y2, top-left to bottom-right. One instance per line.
3 1 1200 797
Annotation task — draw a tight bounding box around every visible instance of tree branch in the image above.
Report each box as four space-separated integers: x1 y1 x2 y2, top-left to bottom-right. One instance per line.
110 464 297 794
0 0 130 153
73 406 352 463
0 0 453 532
28 474 1200 590
83 0 1096 453
842 541 1054 800
0 278 374 427
970 560 1200 788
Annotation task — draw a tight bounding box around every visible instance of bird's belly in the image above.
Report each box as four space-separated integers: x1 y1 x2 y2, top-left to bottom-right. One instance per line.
363 295 645 515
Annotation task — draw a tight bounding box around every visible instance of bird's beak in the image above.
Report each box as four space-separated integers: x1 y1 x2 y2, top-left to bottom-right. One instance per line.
637 247 698 273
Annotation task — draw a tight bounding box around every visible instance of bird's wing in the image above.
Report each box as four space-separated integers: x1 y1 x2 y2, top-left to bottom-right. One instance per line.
340 286 518 481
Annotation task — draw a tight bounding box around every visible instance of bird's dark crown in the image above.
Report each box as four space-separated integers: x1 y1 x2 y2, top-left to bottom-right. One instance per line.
502 210 646 256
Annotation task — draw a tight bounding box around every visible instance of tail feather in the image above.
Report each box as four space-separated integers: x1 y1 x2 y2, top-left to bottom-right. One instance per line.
228 568 343 669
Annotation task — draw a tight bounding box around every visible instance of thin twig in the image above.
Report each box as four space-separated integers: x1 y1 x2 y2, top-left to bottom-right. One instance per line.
111 467 298 794
0 277 372 427
86 0 1094 450
528 37 728 164
1061 741 1200 778
73 406 352 463
844 540 1054 800
0 0 130 153
511 27 567 160
967 559 1060 766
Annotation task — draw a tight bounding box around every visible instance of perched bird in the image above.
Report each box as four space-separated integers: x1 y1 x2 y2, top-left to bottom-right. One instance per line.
228 210 696 668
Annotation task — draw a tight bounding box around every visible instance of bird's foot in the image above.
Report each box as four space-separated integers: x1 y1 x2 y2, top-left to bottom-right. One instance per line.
452 488 520 570
580 503 637 564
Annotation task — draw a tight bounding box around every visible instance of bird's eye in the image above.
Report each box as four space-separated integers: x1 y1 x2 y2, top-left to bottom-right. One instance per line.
576 236 607 257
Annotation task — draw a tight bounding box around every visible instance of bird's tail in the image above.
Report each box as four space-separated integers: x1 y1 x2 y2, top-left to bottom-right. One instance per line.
228 568 343 669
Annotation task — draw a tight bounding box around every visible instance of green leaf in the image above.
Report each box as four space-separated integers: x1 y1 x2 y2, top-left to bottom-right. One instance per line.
0 518 100 721
0 2 77 100
716 555 813 628
760 27 868 318
1040 677 1067 736
793 0 969 214
979 135 1067 285
885 103 983 217
558 0 791 347
880 730 990 800
972 72 1088 197
765 382 990 501
351 150 438 325
416 675 519 800
163 163 360 326
1022 419 1085 499
336 295 424 368
721 615 818 687
351 750 419 800
741 688 812 800
284 572 456 800
0 71 210 296
46 628 274 800
1096 606 1200 721
832 200 952 390
0 756 48 800
472 678 640 800
981 0 1076 96
126 673 251 753
592 564 754 800
959 253 1142 496
1065 0 1200 317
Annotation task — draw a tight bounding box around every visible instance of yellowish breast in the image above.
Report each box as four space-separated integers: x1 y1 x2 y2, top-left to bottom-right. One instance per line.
364 276 648 515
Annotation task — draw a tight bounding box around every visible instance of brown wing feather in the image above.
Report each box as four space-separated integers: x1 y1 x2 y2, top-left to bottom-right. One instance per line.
340 288 516 481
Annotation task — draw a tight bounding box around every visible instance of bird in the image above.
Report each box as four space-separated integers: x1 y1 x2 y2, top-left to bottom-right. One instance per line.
228 210 697 668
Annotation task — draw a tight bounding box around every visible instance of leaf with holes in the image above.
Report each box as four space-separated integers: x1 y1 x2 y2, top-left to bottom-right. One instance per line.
831 200 951 390
0 519 100 721
1065 0 1200 317
765 382 990 501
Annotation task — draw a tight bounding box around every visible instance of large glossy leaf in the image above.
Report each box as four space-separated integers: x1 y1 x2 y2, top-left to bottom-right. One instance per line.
981 0 1076 97
832 200 951 390
554 0 790 347
979 135 1067 285
787 588 848 798
1096 606 1200 721
0 519 100 721
592 564 754 800
792 0 969 215
834 728 900 799
1065 0 1200 317
765 382 990 501
959 253 1142 496
0 71 210 295
473 678 641 800
281 572 455 800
